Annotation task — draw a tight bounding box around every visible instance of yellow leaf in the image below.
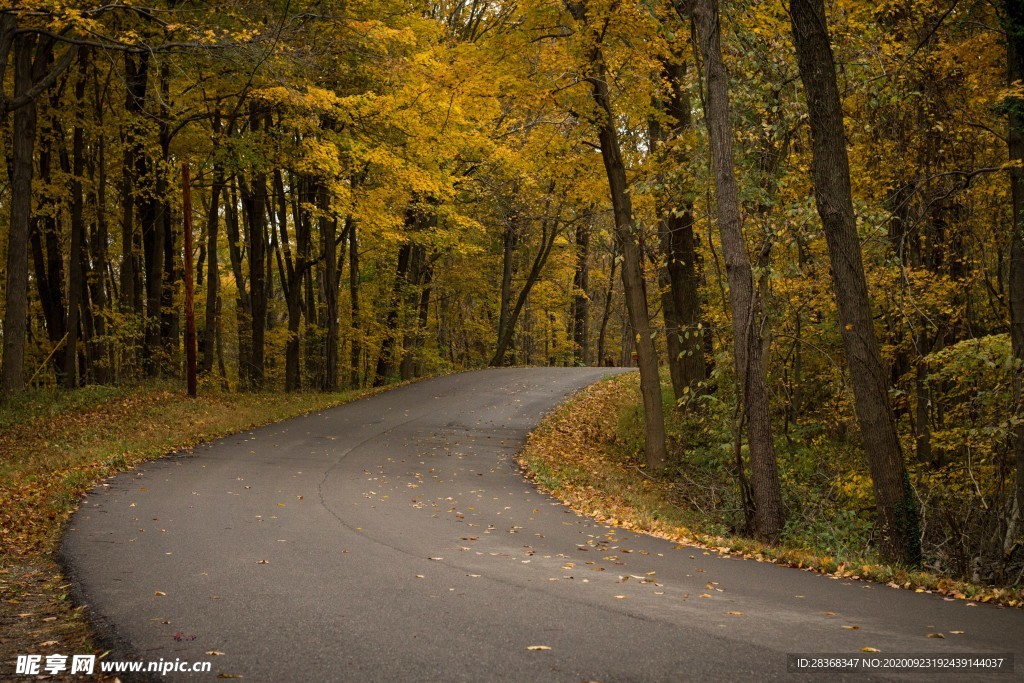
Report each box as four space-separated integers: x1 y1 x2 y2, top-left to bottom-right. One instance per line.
862 647 880 653
526 646 551 651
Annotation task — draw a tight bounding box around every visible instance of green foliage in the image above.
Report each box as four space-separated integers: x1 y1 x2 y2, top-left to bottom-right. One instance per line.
926 334 1019 458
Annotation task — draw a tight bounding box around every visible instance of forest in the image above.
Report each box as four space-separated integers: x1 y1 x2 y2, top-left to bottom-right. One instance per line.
1 0 1023 589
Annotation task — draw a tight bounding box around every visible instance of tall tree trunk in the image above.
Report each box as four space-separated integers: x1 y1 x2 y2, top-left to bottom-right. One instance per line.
284 176 313 392
158 64 178 370
691 0 785 541
597 252 617 366
321 187 340 391
241 108 268 390
572 221 591 366
497 219 517 359
1004 0 1024 554
31 110 68 379
375 242 413 386
120 52 146 323
1 33 37 395
652 56 706 400
225 178 253 388
88 120 111 383
567 0 667 470
790 0 920 564
490 214 560 367
129 54 164 377
63 50 89 387
349 220 362 388
202 147 224 375
400 248 432 380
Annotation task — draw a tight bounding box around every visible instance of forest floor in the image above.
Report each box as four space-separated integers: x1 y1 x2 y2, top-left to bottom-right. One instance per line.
519 373 1024 610
0 379 390 680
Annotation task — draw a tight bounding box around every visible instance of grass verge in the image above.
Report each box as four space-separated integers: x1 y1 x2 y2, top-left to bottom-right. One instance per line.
519 373 1024 609
0 379 390 677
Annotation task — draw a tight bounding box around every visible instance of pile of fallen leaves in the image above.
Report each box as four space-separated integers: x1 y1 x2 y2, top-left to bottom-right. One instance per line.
519 373 1024 609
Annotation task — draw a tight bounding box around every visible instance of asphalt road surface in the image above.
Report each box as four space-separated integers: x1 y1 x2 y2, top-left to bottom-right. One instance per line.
61 368 1024 681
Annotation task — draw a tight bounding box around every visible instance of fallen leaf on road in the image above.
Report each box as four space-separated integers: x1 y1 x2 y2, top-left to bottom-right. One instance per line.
950 630 964 634
527 646 551 651
154 591 167 596
862 647 880 653
206 651 226 656
38 641 59 647
927 633 944 639
216 674 243 679
842 625 860 630
724 611 743 616
257 560 268 564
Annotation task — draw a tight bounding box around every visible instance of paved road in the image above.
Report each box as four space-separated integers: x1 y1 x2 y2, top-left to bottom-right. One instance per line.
61 369 1023 681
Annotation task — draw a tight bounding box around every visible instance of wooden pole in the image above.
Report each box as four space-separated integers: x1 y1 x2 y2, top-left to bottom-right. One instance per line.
182 162 198 398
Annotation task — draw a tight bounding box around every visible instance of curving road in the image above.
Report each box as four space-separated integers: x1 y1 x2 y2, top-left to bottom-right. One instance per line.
61 369 1023 681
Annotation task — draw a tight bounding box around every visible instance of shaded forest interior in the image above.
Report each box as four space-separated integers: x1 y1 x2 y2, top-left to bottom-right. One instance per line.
2 0 1024 586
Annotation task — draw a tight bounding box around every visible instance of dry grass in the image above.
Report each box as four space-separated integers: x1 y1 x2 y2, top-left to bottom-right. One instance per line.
0 379 384 676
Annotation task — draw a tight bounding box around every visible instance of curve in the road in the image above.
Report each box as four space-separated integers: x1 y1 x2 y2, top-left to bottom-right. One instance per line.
61 369 1024 682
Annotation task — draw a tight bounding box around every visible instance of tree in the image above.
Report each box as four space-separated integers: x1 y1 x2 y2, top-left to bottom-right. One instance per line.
1 14 77 396
688 0 785 541
565 0 668 470
789 0 920 565
649 52 705 400
1004 0 1024 552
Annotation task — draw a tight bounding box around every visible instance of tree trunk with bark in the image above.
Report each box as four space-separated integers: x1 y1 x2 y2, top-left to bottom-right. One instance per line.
64 50 89 387
566 0 668 469
652 56 706 400
202 134 224 375
572 221 591 366
321 186 341 391
1004 0 1024 554
690 0 785 541
350 220 362 388
789 0 920 564
1 33 37 395
490 212 560 367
